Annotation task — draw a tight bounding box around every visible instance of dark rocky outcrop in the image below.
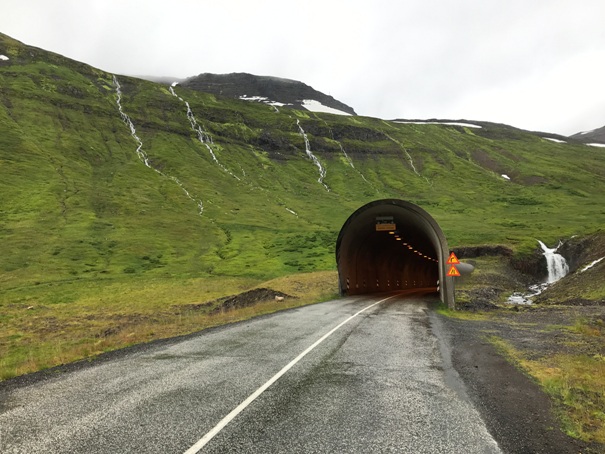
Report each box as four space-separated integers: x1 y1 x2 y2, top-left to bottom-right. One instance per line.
178 288 294 315
558 232 605 273
180 72 356 115
569 124 605 144
452 245 513 258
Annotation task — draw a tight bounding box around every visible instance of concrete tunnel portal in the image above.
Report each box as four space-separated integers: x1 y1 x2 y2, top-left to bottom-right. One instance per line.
336 199 455 308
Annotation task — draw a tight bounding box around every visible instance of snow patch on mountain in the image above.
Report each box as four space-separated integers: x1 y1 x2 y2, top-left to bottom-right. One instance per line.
587 143 605 148
394 120 482 128
239 95 353 115
239 95 287 107
0 55 9 61
301 99 352 116
544 137 566 143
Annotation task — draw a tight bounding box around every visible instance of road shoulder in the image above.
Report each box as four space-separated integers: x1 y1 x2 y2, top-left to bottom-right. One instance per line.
434 312 598 454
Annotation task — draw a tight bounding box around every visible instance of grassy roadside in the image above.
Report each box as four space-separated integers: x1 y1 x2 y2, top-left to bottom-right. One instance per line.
489 336 605 444
0 270 338 380
439 304 605 445
437 244 605 446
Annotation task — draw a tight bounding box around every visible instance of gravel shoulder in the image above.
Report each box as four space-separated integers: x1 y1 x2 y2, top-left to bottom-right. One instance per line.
435 304 605 454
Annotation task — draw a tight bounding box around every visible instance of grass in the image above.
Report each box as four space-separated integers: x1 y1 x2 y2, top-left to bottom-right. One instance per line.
435 303 492 320
0 270 338 380
489 336 605 444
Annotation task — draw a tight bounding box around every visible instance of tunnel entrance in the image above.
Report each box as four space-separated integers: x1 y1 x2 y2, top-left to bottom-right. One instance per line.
336 199 455 308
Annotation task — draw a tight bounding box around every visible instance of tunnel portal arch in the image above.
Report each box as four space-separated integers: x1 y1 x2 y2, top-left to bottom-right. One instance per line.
336 199 454 308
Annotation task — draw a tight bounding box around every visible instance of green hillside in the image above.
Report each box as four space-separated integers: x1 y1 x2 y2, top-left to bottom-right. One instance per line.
1 32 604 378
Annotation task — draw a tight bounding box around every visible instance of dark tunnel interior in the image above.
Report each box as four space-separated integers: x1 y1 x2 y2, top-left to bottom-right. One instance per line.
336 200 447 296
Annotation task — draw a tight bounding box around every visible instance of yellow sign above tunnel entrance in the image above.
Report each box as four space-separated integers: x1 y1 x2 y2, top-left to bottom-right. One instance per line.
376 223 396 231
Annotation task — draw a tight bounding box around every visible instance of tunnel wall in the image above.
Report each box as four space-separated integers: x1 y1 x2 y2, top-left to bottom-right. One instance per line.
336 199 455 308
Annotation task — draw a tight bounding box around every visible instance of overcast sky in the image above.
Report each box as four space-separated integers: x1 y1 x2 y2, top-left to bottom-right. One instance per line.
1 0 604 135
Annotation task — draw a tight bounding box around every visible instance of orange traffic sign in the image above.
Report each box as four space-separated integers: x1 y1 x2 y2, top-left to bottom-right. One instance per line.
446 252 460 265
447 265 461 277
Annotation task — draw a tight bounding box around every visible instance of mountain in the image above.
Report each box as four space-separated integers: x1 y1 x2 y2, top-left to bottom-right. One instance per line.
1 31 605 378
570 125 605 144
179 72 356 115
1 30 605 283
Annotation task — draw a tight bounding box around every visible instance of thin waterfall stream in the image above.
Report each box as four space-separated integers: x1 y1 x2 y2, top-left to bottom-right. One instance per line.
296 119 329 191
113 76 204 215
169 84 240 181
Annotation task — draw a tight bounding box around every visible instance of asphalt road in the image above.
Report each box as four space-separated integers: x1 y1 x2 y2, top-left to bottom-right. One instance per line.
0 291 501 453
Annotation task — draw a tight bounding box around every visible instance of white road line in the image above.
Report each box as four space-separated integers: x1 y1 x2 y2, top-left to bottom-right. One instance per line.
183 294 399 453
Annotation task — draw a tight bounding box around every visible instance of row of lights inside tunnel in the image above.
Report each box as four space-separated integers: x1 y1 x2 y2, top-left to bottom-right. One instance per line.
387 231 439 263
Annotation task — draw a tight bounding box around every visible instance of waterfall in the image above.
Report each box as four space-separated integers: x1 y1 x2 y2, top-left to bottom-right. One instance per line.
337 142 355 169
296 119 329 191
114 76 152 169
538 240 569 283
339 142 371 184
169 85 240 181
507 239 570 305
113 76 204 215
318 117 372 186
384 133 431 185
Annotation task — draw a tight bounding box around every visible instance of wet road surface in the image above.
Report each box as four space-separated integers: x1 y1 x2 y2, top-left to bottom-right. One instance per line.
0 291 500 453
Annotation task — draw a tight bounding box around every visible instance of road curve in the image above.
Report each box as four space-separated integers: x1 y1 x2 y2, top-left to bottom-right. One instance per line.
0 291 500 453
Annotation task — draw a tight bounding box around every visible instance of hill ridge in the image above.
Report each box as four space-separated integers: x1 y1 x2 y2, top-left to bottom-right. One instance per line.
179 71 357 115
570 124 605 144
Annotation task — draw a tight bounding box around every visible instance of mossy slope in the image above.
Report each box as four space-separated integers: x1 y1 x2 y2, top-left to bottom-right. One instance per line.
1 32 605 377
